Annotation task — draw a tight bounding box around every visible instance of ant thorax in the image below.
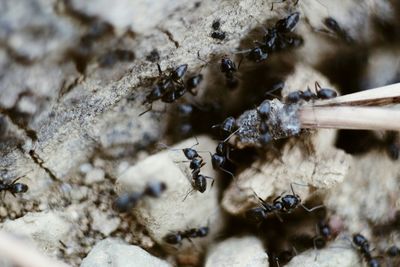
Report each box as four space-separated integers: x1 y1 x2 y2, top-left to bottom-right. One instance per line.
234 99 301 147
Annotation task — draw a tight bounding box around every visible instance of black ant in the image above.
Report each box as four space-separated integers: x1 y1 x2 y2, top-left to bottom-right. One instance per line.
387 245 400 258
238 12 302 63
212 116 237 139
140 64 188 116
285 82 337 103
210 141 235 178
352 233 381 267
114 181 167 213
0 177 28 197
220 56 239 89
211 19 226 40
256 100 273 145
164 226 209 245
246 183 324 222
314 81 337 99
313 220 332 249
160 139 214 199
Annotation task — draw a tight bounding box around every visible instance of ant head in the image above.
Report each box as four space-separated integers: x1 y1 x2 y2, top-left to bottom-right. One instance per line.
113 192 142 213
387 245 400 257
220 57 236 73
211 153 225 169
247 47 268 62
12 183 28 193
144 181 167 198
257 100 271 119
216 141 228 155
285 91 302 103
183 148 199 160
196 226 209 237
275 12 300 33
221 117 236 133
352 233 368 247
171 64 188 80
246 207 266 222
186 74 203 90
164 233 182 245
281 195 300 210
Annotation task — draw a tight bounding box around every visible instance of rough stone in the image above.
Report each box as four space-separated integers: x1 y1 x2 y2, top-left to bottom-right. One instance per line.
116 136 224 253
286 241 361 267
1 211 72 256
80 238 172 267
205 236 269 267
85 168 105 184
90 209 120 236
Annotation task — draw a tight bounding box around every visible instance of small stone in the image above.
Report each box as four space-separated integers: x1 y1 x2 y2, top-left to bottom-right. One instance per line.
0 206 8 217
285 242 361 267
85 168 105 184
205 236 269 267
1 211 72 256
81 238 172 267
90 209 121 236
80 163 93 174
116 136 224 253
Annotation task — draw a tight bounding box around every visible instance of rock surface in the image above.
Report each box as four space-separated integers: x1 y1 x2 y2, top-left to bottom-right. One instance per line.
205 236 269 267
286 241 361 267
80 238 172 267
116 136 224 253
1 211 72 255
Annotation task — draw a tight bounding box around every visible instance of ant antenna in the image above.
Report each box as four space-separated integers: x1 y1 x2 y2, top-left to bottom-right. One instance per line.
315 81 322 92
158 136 200 151
263 83 284 98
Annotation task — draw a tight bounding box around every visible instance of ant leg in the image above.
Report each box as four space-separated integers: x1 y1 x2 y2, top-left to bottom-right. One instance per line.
290 182 312 194
301 204 325 213
273 191 287 202
315 81 322 92
219 166 235 179
274 211 284 222
237 55 244 70
312 236 322 261
173 160 190 164
157 63 163 76
182 188 194 202
204 176 215 187
138 105 153 116
275 257 281 267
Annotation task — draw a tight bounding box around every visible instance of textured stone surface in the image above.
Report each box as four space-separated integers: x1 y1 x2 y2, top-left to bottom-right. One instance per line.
1 211 72 255
116 136 224 253
81 238 172 267
205 236 269 267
